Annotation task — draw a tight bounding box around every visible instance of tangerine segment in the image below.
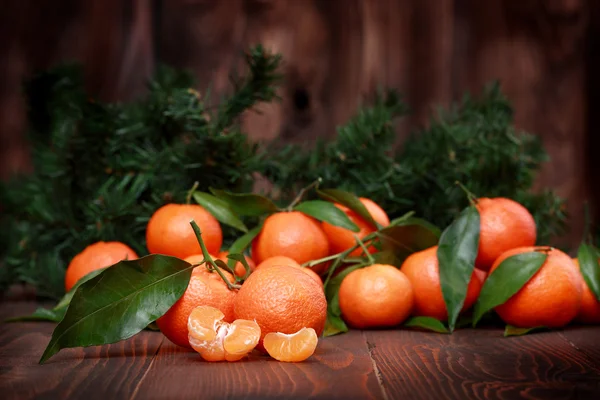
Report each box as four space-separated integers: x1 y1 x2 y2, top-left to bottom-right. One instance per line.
187 306 261 362
189 325 227 362
187 305 225 342
223 320 261 357
263 327 318 362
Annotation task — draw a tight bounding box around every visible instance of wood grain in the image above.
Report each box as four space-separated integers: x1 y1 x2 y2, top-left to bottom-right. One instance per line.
364 328 600 400
130 329 383 400
0 302 164 400
2 303 600 400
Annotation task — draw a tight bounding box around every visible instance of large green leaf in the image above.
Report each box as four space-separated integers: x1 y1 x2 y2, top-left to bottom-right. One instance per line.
323 264 365 337
39 254 193 364
437 205 480 332
210 188 280 216
193 191 248 232
577 243 600 301
294 200 359 231
472 251 547 326
404 316 449 333
317 188 378 228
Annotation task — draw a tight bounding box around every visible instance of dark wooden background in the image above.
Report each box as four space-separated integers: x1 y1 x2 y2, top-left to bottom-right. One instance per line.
0 0 598 248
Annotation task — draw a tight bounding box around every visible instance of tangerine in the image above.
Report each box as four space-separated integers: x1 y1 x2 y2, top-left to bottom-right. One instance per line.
65 241 138 291
475 197 537 271
321 197 390 257
490 247 582 328
146 203 222 259
338 264 414 328
234 264 327 350
401 246 484 321
156 254 236 348
251 211 329 266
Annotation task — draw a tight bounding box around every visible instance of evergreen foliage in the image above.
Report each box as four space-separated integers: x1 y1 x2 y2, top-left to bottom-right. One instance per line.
0 48 567 299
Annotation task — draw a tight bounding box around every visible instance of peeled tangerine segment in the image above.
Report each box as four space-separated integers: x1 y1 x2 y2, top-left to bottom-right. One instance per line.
263 327 319 362
187 306 260 362
188 306 225 342
223 320 261 356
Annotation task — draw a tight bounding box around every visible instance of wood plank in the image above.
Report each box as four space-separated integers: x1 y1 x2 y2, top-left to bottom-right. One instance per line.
364 328 600 400
0 302 164 400
559 326 600 361
131 329 383 400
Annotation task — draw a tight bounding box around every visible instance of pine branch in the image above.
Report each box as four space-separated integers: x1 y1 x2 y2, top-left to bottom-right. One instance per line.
211 45 283 134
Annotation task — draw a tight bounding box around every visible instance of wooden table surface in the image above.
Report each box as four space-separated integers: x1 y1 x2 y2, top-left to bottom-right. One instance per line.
1 301 599 400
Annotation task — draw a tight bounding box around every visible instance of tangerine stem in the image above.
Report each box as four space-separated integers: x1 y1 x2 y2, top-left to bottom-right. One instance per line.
286 177 322 211
186 181 199 205
321 233 379 288
238 256 253 281
454 181 478 206
355 235 375 265
189 220 241 290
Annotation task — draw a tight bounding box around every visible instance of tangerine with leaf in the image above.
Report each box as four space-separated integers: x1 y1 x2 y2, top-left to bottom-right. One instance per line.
401 246 485 321
490 246 582 328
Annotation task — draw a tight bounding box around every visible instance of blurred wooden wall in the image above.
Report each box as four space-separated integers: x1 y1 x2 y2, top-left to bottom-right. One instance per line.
0 0 596 247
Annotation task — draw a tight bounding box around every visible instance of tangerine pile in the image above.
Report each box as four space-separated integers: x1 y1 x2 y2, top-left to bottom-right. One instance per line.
63 190 600 363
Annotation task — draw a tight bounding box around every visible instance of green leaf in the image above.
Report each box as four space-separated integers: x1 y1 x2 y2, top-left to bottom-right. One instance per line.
210 188 280 217
5 307 66 323
577 243 600 301
404 317 449 333
193 192 248 232
323 264 365 337
504 325 548 337
228 225 262 254
378 217 440 261
6 268 108 323
317 188 378 228
294 200 359 231
437 205 480 332
472 251 547 326
323 312 348 337
39 254 193 364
